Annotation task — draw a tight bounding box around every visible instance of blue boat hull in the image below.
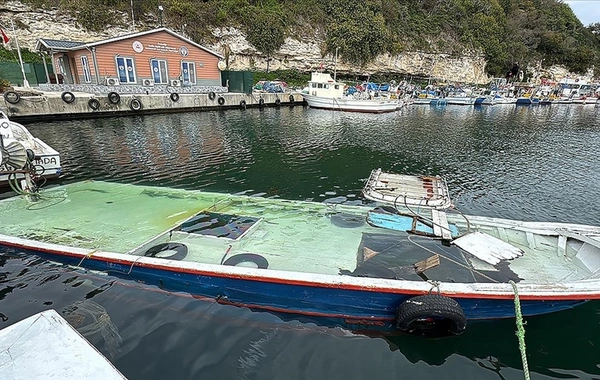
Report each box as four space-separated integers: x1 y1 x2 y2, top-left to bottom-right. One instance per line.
4 245 587 334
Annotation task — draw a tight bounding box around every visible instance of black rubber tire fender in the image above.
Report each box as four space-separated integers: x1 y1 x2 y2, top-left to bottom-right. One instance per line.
61 91 75 104
129 98 142 111
88 98 100 110
289 94 295 103
170 92 180 102
107 91 120 104
144 242 188 261
217 96 225 105
223 253 268 269
3 91 21 104
240 100 247 109
396 294 466 337
274 98 281 106
208 91 216 100
258 98 265 107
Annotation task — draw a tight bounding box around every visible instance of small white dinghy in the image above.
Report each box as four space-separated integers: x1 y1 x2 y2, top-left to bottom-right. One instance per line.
0 309 126 379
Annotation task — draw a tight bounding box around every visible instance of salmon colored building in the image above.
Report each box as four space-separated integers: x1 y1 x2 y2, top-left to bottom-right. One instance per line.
35 28 224 87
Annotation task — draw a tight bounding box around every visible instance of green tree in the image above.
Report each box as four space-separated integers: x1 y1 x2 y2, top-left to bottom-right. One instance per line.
243 7 286 72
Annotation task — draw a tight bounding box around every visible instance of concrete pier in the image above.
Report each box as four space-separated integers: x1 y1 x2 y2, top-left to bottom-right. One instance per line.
2 85 305 122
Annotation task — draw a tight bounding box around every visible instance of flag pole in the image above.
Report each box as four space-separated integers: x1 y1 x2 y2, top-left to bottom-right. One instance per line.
11 19 30 88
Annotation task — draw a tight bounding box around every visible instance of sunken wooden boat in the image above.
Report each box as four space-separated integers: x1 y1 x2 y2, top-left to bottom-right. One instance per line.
1 170 600 336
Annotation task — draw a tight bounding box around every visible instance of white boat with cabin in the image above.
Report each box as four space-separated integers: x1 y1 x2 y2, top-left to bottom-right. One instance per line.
301 72 401 113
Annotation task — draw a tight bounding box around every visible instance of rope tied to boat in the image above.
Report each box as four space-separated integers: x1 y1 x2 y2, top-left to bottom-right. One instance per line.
427 280 441 294
509 280 530 380
77 250 98 267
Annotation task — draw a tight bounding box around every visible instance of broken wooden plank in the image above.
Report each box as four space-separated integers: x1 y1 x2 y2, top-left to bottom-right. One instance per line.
414 254 440 274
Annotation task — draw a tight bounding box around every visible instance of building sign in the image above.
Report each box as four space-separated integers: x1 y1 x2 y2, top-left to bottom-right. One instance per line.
132 40 144 53
146 42 178 54
179 46 189 57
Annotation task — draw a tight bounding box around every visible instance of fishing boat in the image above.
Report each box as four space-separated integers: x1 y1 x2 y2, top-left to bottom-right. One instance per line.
0 309 127 379
301 72 401 113
0 111 61 189
1 170 600 337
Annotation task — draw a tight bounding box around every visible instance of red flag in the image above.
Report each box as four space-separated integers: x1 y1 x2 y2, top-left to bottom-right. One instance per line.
1 28 9 45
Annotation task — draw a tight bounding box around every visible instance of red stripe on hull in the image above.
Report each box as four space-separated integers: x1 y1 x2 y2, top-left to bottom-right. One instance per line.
3 239 599 302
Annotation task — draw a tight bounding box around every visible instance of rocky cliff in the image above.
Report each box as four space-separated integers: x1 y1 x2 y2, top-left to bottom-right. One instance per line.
0 0 582 84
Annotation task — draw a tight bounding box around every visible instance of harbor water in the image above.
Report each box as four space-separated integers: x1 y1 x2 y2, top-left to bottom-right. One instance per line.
1 103 600 379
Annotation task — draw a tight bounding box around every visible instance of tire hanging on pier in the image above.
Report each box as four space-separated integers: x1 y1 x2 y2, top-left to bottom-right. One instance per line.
208 91 216 100
61 91 75 104
129 98 142 111
289 94 295 103
170 92 180 102
240 100 247 109
218 96 225 105
274 98 281 107
258 98 265 107
87 98 100 110
3 91 21 104
395 294 466 337
107 91 120 104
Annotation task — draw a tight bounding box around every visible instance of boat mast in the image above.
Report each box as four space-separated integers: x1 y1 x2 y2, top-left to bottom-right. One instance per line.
334 47 339 82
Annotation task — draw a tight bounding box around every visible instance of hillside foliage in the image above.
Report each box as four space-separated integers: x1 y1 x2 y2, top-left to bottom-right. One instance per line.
7 0 600 77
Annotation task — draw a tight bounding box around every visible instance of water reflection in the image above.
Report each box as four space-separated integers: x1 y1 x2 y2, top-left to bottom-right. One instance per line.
3 104 600 379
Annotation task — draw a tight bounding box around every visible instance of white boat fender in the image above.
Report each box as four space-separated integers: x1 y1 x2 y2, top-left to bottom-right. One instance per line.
223 253 268 269
61 91 75 104
144 242 188 260
218 96 225 105
88 98 100 110
275 98 281 106
239 100 247 109
395 294 466 337
208 91 216 100
3 90 21 104
107 91 120 104
129 98 142 111
170 92 180 102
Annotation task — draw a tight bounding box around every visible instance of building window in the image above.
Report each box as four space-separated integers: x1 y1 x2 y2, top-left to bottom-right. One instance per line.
150 59 169 84
81 56 92 83
181 61 196 85
116 56 136 84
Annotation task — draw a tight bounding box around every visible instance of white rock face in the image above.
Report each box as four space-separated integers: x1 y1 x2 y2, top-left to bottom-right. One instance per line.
0 1 593 84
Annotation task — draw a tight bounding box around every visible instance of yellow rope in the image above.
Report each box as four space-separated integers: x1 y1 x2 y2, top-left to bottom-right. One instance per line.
510 280 530 380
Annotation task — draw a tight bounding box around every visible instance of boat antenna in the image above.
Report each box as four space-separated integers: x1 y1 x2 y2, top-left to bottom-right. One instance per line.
334 47 339 82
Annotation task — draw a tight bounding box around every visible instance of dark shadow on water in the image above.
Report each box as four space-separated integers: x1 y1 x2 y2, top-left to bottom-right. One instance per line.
384 303 600 378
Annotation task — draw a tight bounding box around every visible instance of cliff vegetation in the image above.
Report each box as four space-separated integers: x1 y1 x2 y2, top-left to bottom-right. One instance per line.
6 0 600 77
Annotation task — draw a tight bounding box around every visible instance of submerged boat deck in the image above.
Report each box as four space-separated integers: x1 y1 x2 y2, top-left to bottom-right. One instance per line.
1 180 599 285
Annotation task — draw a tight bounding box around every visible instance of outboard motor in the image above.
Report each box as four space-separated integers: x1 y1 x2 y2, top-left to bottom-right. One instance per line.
0 132 40 202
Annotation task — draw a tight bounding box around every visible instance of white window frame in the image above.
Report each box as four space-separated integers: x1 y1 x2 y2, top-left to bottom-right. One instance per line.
115 56 137 84
181 61 196 85
150 59 169 84
81 56 92 83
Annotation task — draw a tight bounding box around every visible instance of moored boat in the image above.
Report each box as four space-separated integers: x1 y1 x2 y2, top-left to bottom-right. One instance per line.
0 111 61 189
301 72 401 113
0 309 127 379
1 171 600 337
